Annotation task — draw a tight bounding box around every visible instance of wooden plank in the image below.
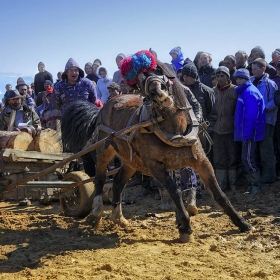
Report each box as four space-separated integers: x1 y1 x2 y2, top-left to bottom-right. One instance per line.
2 149 73 162
0 116 163 194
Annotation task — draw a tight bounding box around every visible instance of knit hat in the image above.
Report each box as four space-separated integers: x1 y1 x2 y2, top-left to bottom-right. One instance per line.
107 82 120 91
16 77 25 84
234 68 250 80
16 81 28 90
250 46 265 59
38 61 45 67
44 80 53 86
215 66 230 78
181 64 198 79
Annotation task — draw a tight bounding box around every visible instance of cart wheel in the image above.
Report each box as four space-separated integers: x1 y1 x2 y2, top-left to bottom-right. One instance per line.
60 171 94 218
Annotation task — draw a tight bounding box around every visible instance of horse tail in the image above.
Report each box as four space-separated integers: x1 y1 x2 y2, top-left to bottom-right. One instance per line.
61 101 101 153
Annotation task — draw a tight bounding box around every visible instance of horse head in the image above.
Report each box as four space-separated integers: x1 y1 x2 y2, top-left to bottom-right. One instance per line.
137 71 174 109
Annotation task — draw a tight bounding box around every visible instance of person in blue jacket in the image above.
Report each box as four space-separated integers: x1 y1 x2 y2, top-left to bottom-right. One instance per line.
51 58 97 114
234 68 266 194
169 46 184 71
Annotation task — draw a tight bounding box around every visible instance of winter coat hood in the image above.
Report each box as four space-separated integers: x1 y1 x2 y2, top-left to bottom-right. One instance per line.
62 58 85 80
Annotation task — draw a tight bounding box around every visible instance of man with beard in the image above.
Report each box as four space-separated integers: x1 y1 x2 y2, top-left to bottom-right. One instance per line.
0 90 41 133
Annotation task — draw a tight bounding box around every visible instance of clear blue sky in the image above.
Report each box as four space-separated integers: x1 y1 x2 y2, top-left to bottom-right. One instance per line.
0 0 278 80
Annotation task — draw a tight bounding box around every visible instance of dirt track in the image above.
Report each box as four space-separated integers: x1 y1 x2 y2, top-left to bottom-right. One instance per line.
1 181 280 280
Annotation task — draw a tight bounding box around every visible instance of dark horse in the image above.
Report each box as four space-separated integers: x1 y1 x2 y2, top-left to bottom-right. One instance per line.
61 51 251 242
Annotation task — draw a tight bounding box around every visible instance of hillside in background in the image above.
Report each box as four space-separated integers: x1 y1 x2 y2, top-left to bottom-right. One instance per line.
0 73 34 98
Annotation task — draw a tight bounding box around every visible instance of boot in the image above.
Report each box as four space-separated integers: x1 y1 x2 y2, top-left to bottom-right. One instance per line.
228 169 238 191
185 188 198 216
215 169 228 191
246 171 262 195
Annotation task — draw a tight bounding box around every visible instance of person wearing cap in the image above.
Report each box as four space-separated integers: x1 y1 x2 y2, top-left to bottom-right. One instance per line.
181 64 215 153
40 90 62 131
198 52 216 88
212 66 238 191
51 58 98 114
247 46 276 79
251 58 278 184
224 55 237 85
16 81 36 108
113 53 126 85
36 80 53 107
96 66 112 104
34 62 53 97
5 84 12 91
0 90 41 133
107 82 121 101
235 50 248 69
234 68 265 194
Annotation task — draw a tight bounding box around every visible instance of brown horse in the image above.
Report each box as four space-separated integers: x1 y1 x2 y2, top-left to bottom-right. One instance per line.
61 59 251 242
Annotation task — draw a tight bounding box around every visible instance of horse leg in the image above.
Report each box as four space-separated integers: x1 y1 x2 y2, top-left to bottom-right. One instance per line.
111 163 136 227
194 158 251 232
149 165 193 243
90 147 116 224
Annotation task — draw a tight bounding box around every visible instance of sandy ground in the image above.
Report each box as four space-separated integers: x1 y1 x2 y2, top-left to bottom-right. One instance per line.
1 180 280 280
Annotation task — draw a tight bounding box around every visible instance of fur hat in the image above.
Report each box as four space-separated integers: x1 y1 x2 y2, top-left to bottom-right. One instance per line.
250 46 265 59
181 64 198 79
215 66 230 78
234 68 250 80
107 82 120 91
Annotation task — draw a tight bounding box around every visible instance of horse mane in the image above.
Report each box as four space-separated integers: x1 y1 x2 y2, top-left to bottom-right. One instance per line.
61 101 100 153
156 60 189 109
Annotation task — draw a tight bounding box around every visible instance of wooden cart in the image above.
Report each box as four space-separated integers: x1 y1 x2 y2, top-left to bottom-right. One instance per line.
0 117 162 218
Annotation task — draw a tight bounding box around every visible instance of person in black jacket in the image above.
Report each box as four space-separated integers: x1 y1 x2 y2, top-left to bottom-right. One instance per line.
247 46 276 79
34 62 53 97
182 64 216 155
198 52 216 88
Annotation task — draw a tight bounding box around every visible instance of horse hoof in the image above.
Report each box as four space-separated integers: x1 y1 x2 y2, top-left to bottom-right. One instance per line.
240 222 252 232
179 233 194 243
114 217 130 228
186 204 198 216
85 214 101 227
